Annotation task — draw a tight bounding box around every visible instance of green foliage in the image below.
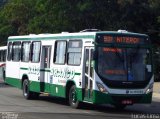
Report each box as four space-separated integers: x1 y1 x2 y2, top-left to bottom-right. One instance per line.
0 0 159 35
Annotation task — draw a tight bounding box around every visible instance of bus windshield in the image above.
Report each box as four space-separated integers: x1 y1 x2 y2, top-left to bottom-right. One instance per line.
97 47 151 81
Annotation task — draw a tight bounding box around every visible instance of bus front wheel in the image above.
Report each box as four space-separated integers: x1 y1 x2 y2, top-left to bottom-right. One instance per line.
22 79 39 100
23 79 32 99
68 85 80 108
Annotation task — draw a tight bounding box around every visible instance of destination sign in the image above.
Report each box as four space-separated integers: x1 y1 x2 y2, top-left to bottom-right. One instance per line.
104 36 139 44
103 48 122 53
96 34 149 45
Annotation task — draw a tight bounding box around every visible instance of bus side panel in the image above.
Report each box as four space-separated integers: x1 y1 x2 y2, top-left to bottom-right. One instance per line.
28 72 41 93
76 88 83 101
6 61 21 89
29 81 41 93
5 77 21 89
50 84 65 98
49 65 82 98
20 60 41 93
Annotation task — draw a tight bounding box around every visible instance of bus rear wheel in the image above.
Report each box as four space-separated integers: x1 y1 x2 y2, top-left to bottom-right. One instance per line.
22 79 39 100
68 85 80 108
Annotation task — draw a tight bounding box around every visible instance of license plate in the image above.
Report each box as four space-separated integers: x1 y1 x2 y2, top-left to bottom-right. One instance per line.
122 100 133 104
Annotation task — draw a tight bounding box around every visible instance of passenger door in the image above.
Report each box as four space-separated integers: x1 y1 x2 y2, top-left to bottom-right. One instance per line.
40 46 51 92
84 47 94 101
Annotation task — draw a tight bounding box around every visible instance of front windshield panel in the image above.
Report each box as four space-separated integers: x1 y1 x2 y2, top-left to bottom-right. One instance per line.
98 47 151 81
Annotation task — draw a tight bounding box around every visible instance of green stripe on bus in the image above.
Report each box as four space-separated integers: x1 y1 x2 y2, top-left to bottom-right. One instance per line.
20 67 81 75
5 77 21 89
40 69 51 72
20 67 28 70
75 72 81 75
20 67 51 72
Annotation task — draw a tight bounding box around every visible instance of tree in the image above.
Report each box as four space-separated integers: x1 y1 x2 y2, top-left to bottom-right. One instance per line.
0 0 160 45
0 0 36 45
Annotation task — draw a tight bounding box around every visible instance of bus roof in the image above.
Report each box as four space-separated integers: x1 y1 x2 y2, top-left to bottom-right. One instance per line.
8 30 148 41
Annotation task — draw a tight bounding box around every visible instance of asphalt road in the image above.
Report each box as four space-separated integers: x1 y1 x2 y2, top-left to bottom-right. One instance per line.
0 83 160 119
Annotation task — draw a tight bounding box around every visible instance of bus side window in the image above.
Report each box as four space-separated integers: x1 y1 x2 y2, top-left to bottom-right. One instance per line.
53 41 66 64
67 40 82 65
12 42 21 61
30 41 41 63
7 42 12 61
21 42 30 62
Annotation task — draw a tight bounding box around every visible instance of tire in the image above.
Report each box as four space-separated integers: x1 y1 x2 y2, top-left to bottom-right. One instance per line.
22 79 39 100
68 85 80 108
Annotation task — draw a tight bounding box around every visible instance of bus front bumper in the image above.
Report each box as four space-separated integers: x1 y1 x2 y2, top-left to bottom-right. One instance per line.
92 90 152 105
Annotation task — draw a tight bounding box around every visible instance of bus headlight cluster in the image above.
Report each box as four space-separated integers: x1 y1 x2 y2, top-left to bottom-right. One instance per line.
145 83 154 94
96 82 108 93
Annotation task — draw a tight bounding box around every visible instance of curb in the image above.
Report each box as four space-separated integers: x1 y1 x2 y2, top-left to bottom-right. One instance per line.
153 93 160 99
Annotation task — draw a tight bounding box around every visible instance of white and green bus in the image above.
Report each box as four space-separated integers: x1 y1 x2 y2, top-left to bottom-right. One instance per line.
5 30 153 108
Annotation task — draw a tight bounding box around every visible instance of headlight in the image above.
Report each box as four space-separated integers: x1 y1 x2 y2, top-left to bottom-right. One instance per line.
145 83 154 94
96 82 108 93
